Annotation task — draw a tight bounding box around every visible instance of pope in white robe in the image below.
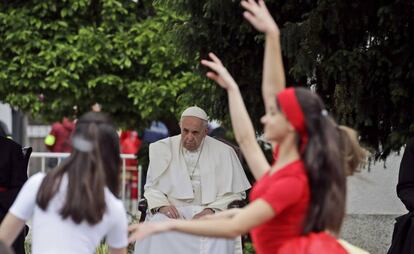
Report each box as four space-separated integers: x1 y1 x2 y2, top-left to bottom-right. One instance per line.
134 106 251 254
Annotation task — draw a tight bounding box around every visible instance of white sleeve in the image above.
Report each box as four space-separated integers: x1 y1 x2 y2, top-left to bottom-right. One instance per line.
144 187 170 211
9 173 46 220
106 200 128 249
206 192 245 211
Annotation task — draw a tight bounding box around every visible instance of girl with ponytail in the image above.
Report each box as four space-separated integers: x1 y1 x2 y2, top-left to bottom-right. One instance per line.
129 1 366 253
0 112 128 254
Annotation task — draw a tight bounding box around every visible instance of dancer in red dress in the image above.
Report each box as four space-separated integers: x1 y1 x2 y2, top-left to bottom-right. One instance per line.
129 1 366 253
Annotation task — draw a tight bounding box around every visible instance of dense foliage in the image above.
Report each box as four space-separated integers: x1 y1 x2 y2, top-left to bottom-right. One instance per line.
165 0 414 157
1 0 413 156
0 0 206 133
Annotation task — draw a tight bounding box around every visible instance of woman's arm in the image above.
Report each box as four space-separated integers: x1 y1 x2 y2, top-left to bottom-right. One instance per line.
129 175 307 242
201 53 270 179
0 213 26 246
242 0 285 112
199 208 242 220
109 247 127 254
128 199 275 242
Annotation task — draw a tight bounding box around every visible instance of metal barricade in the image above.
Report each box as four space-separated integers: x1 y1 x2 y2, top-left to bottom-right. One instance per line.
29 152 141 211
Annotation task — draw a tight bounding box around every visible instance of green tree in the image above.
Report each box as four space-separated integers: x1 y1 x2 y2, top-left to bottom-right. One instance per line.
0 0 206 133
166 0 414 158
2 0 413 157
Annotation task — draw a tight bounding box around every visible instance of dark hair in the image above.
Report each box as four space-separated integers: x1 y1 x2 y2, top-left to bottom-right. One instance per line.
338 125 368 176
0 120 9 138
36 112 120 225
293 88 346 235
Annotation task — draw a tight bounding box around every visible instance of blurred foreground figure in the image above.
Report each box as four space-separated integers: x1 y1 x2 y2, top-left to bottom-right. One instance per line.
388 138 414 253
0 136 27 254
129 1 367 253
0 112 128 254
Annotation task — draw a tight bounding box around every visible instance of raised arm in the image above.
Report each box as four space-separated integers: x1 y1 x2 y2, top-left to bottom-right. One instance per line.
201 53 269 179
242 0 285 112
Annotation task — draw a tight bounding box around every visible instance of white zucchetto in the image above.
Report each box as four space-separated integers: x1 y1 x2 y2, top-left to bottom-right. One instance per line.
181 106 208 121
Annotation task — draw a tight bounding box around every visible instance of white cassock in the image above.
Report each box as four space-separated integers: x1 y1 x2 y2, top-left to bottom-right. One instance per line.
134 135 251 254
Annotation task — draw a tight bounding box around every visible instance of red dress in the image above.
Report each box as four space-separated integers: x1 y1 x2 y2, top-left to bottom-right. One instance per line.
278 232 348 254
249 160 310 254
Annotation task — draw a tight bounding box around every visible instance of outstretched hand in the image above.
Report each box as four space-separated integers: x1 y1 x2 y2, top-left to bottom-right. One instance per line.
241 0 279 34
128 222 171 243
201 53 238 91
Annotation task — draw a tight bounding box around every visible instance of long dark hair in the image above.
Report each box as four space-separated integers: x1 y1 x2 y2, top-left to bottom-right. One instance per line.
338 125 368 176
0 120 9 138
293 88 346 235
36 112 121 225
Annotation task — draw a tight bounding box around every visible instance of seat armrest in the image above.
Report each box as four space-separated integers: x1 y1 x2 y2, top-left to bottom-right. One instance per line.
138 198 148 222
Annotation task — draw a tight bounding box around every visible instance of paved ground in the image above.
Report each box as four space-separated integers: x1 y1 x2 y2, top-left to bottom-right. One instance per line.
342 150 408 253
341 214 397 254
346 151 407 215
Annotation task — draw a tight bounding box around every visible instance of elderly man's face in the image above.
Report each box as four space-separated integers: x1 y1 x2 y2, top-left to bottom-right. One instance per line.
180 116 208 151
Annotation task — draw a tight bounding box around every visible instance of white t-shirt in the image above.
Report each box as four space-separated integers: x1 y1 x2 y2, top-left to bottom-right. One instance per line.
10 173 128 254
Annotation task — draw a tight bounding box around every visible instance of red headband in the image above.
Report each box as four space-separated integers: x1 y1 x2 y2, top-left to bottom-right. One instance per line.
273 88 308 160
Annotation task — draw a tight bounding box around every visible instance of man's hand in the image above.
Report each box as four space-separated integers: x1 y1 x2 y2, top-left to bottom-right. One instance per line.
159 206 180 219
192 208 215 220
